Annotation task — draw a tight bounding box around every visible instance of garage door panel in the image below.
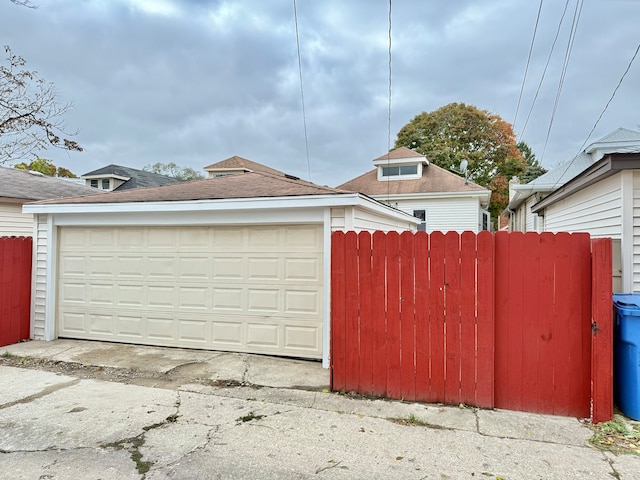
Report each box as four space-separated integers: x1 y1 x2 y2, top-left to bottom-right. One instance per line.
57 225 323 358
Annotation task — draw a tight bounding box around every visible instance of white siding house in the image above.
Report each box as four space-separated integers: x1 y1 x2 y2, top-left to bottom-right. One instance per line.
511 128 640 293
338 147 491 233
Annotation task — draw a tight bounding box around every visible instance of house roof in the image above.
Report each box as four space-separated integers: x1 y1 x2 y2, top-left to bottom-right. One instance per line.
0 166 101 202
508 128 640 210
337 162 487 196
31 170 352 205
372 146 425 162
81 164 181 190
203 156 286 176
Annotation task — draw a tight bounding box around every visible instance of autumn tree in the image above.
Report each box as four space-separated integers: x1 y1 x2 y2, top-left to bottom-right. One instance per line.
394 103 526 226
143 162 204 181
0 45 82 164
14 157 77 177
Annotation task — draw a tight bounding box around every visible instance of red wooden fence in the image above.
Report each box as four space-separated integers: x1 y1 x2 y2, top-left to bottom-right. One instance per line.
331 230 613 422
0 237 32 347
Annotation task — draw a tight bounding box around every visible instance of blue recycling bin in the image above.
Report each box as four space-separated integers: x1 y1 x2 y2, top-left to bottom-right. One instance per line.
613 293 640 420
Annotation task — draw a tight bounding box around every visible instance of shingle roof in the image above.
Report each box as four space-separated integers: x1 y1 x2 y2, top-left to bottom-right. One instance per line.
204 156 286 176
0 167 101 202
337 163 487 195
81 164 181 190
372 146 425 162
32 171 351 205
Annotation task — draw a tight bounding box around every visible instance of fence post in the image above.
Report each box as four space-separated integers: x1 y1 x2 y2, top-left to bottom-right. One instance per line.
591 237 613 423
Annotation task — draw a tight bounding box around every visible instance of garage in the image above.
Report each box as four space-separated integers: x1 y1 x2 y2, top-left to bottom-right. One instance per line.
57 224 323 358
24 169 418 365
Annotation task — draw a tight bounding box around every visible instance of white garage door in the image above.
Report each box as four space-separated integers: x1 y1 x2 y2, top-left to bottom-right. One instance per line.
57 225 323 358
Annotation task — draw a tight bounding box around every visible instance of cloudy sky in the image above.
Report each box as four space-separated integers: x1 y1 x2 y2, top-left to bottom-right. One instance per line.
1 0 639 186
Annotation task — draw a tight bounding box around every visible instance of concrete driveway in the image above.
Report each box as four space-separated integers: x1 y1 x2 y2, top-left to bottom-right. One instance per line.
1 340 639 479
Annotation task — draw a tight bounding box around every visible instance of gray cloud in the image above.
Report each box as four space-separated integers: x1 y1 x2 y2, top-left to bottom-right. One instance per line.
1 0 638 185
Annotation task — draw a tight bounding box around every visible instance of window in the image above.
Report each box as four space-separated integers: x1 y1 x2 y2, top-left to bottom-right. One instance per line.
382 164 418 177
90 179 98 188
413 209 427 231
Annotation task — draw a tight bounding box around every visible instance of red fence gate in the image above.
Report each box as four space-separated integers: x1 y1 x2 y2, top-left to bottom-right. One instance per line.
0 236 32 347
331 230 613 422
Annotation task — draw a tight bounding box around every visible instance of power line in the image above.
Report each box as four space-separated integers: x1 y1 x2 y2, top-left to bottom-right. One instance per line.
293 0 312 182
540 0 583 161
520 0 571 137
514 0 544 129
551 40 640 189
386 0 392 203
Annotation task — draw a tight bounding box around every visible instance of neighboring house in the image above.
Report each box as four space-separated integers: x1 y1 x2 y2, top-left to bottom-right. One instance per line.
507 127 640 292
23 167 419 366
81 164 181 191
204 155 286 178
0 166 99 236
337 147 492 233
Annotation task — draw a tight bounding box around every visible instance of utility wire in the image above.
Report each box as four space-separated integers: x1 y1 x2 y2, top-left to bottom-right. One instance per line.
551 40 640 190
540 0 583 161
520 0 571 137
386 0 392 203
293 0 312 182
514 0 544 129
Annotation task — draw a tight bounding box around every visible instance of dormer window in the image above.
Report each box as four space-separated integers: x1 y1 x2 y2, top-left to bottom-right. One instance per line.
382 165 418 177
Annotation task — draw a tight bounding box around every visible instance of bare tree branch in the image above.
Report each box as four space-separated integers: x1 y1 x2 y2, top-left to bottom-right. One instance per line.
0 45 82 163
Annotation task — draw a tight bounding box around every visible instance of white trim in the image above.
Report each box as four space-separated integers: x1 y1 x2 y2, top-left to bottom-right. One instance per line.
44 215 56 341
621 170 633 292
372 157 428 167
23 193 419 225
29 219 37 339
322 208 332 368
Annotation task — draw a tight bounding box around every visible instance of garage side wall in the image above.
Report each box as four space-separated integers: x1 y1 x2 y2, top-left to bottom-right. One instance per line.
32 214 48 339
330 207 416 232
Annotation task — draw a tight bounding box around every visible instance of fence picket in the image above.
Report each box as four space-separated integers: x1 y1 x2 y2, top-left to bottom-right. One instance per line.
386 232 402 399
414 232 430 401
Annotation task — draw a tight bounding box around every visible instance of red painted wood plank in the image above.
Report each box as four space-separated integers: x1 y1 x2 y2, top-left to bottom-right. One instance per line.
358 231 374 394
521 233 540 413
475 231 494 408
0 239 8 347
591 238 613 423
344 231 360 392
414 232 430 401
493 231 511 409
330 232 347 391
371 231 388 396
459 231 476 405
400 231 416 401
552 232 572 416
385 232 402 399
428 232 446 402
505 232 525 411
444 231 461 405
568 233 592 418
536 232 556 414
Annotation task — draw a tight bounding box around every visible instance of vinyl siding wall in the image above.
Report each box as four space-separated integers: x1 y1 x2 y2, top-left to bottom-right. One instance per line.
390 196 482 233
0 203 32 236
633 171 640 292
543 173 623 238
32 214 48 339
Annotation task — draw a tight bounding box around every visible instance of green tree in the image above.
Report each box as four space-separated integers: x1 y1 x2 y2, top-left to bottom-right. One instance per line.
14 158 77 177
394 103 526 226
1 45 82 163
143 162 204 181
517 141 547 183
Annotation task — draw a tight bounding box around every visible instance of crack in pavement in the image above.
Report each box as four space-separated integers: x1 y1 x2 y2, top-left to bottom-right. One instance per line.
0 379 80 411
